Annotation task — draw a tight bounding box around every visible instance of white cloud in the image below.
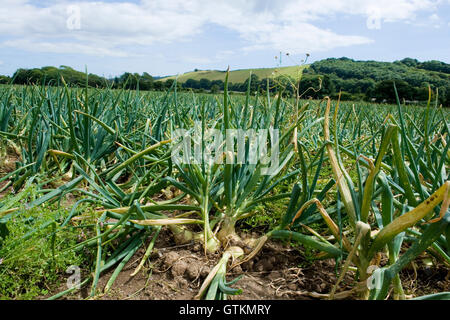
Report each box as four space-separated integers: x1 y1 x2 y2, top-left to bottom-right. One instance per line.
429 13 440 21
0 0 443 59
427 13 444 28
2 39 132 57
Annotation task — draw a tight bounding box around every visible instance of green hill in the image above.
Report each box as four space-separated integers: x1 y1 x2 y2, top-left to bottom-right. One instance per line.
161 65 307 83
302 57 450 105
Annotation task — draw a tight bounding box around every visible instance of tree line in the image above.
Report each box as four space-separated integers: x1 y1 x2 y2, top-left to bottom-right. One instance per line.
303 57 449 106
1 57 449 106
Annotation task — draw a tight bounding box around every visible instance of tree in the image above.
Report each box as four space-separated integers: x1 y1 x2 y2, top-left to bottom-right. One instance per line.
418 60 450 74
0 75 10 84
211 80 224 90
12 69 29 84
210 84 220 93
320 75 335 97
164 79 181 90
399 58 419 67
184 79 200 89
199 78 212 90
374 80 413 102
298 75 322 98
153 81 164 91
140 72 154 90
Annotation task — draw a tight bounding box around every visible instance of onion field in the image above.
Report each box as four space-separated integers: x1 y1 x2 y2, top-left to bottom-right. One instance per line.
0 74 449 300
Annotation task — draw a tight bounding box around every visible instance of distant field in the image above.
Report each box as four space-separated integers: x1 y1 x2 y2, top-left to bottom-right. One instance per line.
161 65 307 83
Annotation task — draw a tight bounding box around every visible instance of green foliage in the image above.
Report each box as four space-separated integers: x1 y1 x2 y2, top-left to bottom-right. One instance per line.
12 66 107 88
242 196 288 232
273 91 450 300
305 57 450 105
0 76 11 84
0 72 449 300
0 200 83 299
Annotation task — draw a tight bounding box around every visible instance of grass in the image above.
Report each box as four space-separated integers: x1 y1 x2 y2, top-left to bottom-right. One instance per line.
241 196 289 233
0 195 85 300
161 65 307 83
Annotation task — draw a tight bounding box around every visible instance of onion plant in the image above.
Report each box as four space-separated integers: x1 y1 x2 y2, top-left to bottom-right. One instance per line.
268 89 449 300
1 74 449 300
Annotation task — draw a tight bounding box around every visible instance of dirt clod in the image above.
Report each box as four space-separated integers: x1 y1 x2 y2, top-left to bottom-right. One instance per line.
171 260 188 277
200 266 211 278
164 251 180 266
231 265 243 274
185 263 199 280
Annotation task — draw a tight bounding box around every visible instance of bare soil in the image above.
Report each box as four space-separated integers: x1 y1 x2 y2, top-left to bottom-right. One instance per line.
0 152 20 197
54 228 351 300
45 226 449 301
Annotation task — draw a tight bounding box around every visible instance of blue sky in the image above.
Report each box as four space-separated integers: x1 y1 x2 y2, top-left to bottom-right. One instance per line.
0 0 448 78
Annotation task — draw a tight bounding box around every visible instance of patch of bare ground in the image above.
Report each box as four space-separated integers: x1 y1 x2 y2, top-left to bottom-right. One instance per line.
400 262 450 297
43 219 450 301
29 218 450 301
47 228 361 300
0 144 22 197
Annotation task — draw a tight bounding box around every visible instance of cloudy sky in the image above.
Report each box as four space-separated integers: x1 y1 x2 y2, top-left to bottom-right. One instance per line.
0 0 449 77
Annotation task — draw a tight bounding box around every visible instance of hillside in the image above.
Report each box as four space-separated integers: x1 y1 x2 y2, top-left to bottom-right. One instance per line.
307 58 449 87
301 57 450 105
161 65 306 83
